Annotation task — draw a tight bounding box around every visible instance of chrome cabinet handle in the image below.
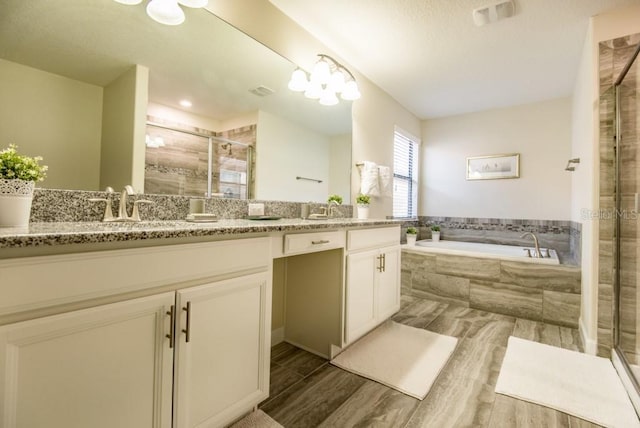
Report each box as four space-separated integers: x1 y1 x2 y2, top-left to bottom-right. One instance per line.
382 253 386 272
182 301 192 343
376 254 383 272
312 240 330 245
166 305 175 348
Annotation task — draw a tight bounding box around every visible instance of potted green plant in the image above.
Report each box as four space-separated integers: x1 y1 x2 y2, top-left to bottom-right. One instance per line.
431 224 441 242
327 194 343 205
355 194 370 219
0 144 47 227
406 226 418 246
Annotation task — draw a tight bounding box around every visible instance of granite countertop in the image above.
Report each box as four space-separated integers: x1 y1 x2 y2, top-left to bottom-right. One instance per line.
0 218 402 249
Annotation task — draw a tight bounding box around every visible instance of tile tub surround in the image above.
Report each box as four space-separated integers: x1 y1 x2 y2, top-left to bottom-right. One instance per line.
401 248 581 328
415 216 581 266
29 188 352 223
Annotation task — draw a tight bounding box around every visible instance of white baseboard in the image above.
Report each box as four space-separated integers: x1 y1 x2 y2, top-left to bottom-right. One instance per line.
271 327 284 347
579 316 597 355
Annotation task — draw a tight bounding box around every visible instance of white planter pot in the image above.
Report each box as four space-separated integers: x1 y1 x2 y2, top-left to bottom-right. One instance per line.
432 231 440 242
406 234 417 246
356 205 369 220
0 179 35 228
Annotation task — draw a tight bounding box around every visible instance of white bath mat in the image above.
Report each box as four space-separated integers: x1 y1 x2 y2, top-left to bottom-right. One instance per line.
331 321 458 400
229 410 283 428
495 336 640 428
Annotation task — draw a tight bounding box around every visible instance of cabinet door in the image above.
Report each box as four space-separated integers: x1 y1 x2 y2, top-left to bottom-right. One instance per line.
0 293 175 428
345 249 378 344
173 272 271 428
377 246 401 321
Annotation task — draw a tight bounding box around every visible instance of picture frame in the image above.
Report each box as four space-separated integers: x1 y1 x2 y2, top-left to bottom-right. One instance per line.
466 153 520 180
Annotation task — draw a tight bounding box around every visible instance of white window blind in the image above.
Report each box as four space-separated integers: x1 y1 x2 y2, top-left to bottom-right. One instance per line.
393 130 419 218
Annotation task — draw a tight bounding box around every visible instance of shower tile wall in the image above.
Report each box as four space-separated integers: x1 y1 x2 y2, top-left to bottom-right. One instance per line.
598 33 640 358
144 115 256 198
144 125 211 196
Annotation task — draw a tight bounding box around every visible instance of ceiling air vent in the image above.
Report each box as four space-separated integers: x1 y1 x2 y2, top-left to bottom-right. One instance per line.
249 85 275 97
472 0 515 26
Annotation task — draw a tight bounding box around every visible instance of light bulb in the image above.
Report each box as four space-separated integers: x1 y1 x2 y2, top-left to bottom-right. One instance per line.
288 69 308 92
341 80 361 101
319 88 339 106
310 59 331 85
329 69 346 93
146 0 185 26
113 0 143 4
177 0 208 7
304 81 323 99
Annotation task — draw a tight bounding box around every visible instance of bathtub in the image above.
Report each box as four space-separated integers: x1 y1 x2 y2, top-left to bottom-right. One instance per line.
411 239 560 265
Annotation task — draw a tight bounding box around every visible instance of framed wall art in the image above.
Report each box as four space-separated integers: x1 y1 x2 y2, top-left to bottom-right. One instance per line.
466 153 520 180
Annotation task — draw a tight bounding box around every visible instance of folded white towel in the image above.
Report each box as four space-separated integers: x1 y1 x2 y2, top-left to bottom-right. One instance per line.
378 165 392 197
359 161 380 196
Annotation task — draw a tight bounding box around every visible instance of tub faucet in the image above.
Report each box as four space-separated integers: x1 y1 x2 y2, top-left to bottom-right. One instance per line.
520 232 543 258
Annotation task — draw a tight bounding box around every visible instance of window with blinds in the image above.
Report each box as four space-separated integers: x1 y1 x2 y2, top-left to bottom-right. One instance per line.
393 130 419 218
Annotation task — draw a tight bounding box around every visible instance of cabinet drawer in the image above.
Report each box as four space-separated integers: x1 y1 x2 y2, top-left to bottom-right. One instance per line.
0 237 271 317
347 226 400 252
284 231 345 256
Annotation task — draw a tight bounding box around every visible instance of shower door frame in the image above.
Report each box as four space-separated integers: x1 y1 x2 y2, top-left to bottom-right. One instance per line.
613 41 640 399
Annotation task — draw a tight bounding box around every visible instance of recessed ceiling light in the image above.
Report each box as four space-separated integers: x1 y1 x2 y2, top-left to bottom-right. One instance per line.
179 100 192 108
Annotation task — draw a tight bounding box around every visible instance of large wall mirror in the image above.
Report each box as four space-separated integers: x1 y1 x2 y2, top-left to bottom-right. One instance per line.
0 0 353 203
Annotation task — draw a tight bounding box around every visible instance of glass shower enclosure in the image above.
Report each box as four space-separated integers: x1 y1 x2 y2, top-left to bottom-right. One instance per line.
144 122 254 199
615 41 640 394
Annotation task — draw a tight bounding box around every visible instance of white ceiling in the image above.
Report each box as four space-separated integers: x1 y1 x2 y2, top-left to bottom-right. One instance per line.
270 0 639 119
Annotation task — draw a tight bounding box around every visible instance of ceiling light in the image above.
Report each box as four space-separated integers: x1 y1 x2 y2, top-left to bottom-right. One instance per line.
288 69 308 92
179 99 192 107
304 81 323 100
341 80 361 101
319 88 339 106
146 0 185 25
113 0 208 26
289 54 361 106
310 58 331 85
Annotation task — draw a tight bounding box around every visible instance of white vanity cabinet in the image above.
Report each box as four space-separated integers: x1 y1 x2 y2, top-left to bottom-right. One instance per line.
344 227 401 345
0 293 175 428
173 273 270 428
0 237 272 428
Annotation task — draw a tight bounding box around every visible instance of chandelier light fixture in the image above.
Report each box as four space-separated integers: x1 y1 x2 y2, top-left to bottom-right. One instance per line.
288 54 361 106
113 0 208 26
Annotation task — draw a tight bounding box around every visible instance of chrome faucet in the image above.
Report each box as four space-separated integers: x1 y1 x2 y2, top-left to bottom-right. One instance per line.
328 200 341 218
89 186 116 222
90 185 154 222
118 185 135 220
520 232 543 258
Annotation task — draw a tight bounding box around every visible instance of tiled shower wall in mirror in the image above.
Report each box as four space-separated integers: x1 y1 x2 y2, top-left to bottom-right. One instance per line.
144 115 256 199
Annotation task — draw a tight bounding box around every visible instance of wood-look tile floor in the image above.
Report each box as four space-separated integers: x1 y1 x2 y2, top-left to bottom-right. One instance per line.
260 295 602 428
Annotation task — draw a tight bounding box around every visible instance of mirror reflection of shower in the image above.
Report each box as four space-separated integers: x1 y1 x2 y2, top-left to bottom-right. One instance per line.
143 121 255 199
